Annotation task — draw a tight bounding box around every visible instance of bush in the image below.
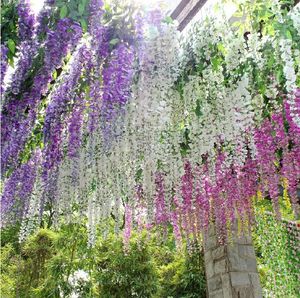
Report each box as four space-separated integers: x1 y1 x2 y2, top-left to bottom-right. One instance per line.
93 233 158 298
0 243 18 298
0 225 207 297
155 244 206 298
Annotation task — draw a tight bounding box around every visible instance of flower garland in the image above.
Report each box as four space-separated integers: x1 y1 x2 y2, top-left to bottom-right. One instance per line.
1 1 300 246
1 16 82 173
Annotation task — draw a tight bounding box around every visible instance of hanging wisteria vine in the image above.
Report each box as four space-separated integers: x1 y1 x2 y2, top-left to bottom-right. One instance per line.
1 0 300 246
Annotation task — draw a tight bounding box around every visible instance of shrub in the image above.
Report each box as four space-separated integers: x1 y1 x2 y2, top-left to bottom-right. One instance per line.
93 233 158 298
155 244 206 298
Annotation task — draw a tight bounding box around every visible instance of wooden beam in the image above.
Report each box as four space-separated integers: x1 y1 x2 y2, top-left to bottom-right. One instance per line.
171 0 299 32
170 0 192 19
171 0 209 31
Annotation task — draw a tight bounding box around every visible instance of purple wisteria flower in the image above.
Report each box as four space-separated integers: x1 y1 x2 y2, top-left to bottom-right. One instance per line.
86 0 109 134
1 18 83 174
1 150 41 221
4 0 56 97
17 0 35 41
10 41 38 95
87 79 102 134
283 96 300 217
1 168 21 221
36 0 55 36
255 118 282 219
147 9 163 28
7 0 56 95
88 0 108 58
40 166 59 220
4 0 37 96
43 44 89 173
0 45 8 94
101 44 135 145
44 18 82 71
181 160 193 213
68 98 85 159
134 12 144 42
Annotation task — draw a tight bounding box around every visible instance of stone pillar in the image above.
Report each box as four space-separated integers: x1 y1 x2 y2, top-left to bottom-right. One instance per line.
204 224 263 298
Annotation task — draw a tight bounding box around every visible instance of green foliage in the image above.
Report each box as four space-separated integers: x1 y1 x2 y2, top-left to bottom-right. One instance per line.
1 0 19 64
0 244 18 298
155 246 206 298
93 233 158 297
0 225 206 298
253 206 300 297
1 213 298 298
0 229 57 297
56 0 90 31
19 229 58 297
7 38 15 54
1 222 21 249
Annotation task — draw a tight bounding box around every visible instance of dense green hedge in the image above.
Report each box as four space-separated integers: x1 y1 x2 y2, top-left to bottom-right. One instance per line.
253 201 300 297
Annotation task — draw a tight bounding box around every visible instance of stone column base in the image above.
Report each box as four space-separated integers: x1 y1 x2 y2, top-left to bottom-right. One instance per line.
204 224 262 298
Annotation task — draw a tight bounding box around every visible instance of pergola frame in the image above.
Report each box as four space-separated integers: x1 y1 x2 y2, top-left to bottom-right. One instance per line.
171 0 209 31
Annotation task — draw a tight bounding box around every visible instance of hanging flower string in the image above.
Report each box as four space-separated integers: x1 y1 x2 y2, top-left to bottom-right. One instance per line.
0 2 299 246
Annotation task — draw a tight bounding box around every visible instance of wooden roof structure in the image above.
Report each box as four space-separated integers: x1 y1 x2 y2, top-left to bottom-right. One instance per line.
170 0 209 31
171 0 300 31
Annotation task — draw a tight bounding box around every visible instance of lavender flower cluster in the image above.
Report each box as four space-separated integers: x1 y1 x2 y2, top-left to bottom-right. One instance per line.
1 17 83 173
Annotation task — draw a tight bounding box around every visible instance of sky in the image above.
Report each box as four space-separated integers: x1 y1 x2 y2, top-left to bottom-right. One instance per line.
30 0 45 14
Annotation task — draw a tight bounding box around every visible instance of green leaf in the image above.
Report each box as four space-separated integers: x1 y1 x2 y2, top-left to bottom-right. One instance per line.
258 81 266 95
52 70 57 80
104 2 111 13
267 55 275 68
233 11 243 18
276 68 283 84
60 5 68 19
163 16 173 24
80 19 88 32
7 39 15 54
267 25 275 36
8 58 14 68
9 21 14 31
78 3 85 15
231 21 242 28
135 168 142 181
211 56 222 71
217 43 226 54
195 100 202 117
109 38 119 46
285 30 292 40
69 10 79 19
56 0 64 7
